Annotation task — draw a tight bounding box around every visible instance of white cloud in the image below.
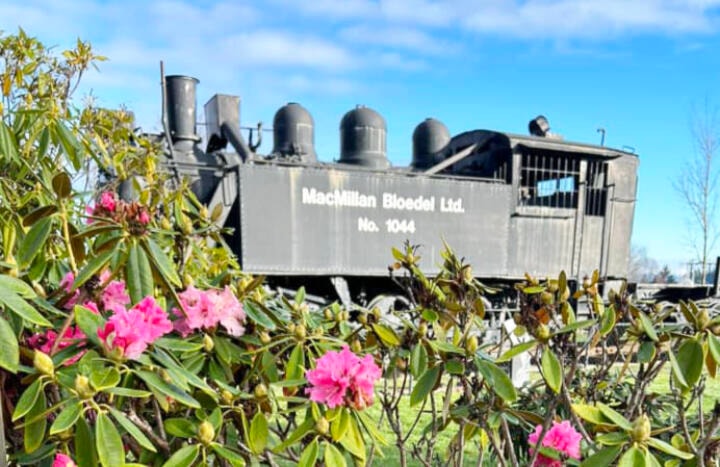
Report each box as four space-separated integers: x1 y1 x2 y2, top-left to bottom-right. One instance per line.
340 25 457 54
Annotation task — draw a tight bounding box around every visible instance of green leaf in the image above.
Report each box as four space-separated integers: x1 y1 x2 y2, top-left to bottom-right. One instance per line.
597 403 632 431
356 410 389 446
372 323 401 347
162 444 199 467
126 241 154 304
617 445 646 467
249 411 269 454
647 437 694 460
339 417 365 461
410 343 428 378
96 412 125 467
580 445 622 467
638 312 659 342
595 431 630 445
23 387 46 453
13 378 43 421
541 348 562 393
54 121 81 169
90 367 121 391
154 337 204 352
52 172 72 199
104 387 152 398
0 119 18 161
477 360 517 401
298 438 319 467
599 306 616 336
496 340 537 363
637 341 656 364
572 404 610 426
555 319 594 335
676 338 704 387
108 406 157 453
50 401 82 435
0 315 19 373
709 333 720 365
668 349 689 389
135 370 200 408
0 288 52 326
331 408 350 442
0 275 35 298
410 365 441 407
18 217 52 267
75 416 98 467
243 300 276 330
323 442 347 467
75 305 105 348
72 246 118 291
212 444 246 467
287 344 305 381
523 285 545 294
142 237 181 288
164 418 197 438
445 359 465 375
428 340 464 355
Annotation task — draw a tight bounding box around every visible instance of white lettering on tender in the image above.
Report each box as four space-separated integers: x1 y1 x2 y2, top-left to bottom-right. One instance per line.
382 193 435 212
302 187 377 208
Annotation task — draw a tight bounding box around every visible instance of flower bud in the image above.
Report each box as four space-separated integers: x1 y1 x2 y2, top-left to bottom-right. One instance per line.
75 375 94 399
221 390 234 405
536 324 551 342
372 307 382 321
203 334 215 352
259 332 271 344
541 291 554 305
199 206 209 219
418 322 428 337
183 273 194 288
351 339 362 354
294 324 307 341
197 420 215 446
33 350 54 377
466 336 478 354
160 217 172 231
254 383 268 399
341 311 350 321
315 417 329 435
632 414 651 443
358 313 368 325
324 309 334 320
513 312 522 325
463 266 473 282
698 310 711 330
161 369 173 383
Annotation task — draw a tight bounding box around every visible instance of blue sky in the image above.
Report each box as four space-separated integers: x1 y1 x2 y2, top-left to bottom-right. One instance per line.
3 0 720 274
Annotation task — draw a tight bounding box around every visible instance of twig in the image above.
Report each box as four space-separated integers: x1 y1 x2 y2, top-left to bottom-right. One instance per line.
127 407 170 454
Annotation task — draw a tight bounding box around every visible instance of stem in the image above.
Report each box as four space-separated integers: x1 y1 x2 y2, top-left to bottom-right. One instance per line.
127 407 170 454
60 205 78 274
500 414 518 466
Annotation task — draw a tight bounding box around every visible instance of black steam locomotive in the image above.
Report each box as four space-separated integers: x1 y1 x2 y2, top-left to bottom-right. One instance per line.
156 75 639 307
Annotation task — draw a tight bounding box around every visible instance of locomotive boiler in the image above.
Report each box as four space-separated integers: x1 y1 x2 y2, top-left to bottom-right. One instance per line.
158 75 639 307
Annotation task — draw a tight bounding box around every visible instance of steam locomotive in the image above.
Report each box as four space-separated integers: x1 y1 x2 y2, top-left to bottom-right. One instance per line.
155 75 639 307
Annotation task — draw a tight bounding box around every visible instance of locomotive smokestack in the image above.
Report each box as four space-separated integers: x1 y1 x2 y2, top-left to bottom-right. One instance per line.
165 75 200 150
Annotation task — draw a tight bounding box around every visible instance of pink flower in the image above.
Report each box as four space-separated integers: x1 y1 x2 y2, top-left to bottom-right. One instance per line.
101 280 131 314
172 286 246 337
528 421 582 466
138 210 151 225
98 296 172 360
59 272 80 309
305 347 381 410
82 301 99 314
27 326 87 365
99 192 117 212
53 453 77 467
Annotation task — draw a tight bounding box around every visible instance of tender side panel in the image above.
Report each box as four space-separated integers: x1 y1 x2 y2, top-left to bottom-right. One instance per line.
605 155 639 277
507 210 575 277
238 165 512 276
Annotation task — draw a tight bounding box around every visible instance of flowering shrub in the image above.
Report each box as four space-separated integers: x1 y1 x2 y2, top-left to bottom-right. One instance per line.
2 29 720 467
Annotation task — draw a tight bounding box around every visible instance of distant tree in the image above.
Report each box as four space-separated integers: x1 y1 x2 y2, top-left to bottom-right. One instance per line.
653 265 677 284
628 244 659 283
675 98 720 285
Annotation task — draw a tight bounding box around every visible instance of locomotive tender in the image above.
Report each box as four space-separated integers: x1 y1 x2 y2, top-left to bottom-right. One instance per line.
159 75 639 305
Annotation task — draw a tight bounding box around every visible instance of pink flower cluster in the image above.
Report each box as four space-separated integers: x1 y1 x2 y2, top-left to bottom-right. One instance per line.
98 296 173 360
305 346 381 410
53 453 76 467
86 191 151 231
172 285 246 337
26 326 87 365
528 420 582 466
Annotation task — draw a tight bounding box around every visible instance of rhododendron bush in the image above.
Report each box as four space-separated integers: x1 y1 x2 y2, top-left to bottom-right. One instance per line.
4 30 720 467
